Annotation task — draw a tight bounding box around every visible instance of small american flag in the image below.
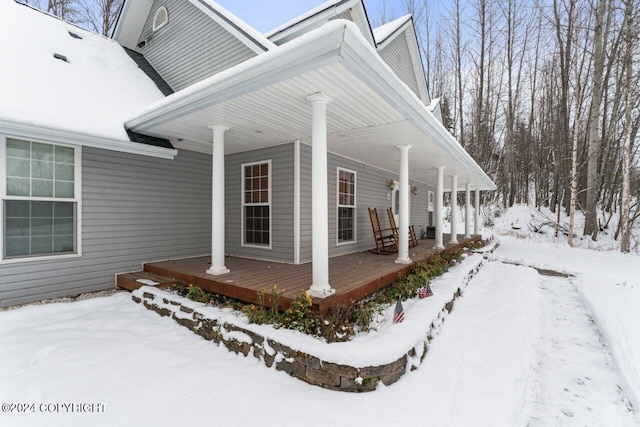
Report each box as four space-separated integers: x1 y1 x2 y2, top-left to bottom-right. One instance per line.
393 299 405 323
418 283 433 299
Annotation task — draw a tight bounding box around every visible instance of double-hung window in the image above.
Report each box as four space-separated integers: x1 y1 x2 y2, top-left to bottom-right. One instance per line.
2 137 81 261
242 160 271 247
337 167 356 244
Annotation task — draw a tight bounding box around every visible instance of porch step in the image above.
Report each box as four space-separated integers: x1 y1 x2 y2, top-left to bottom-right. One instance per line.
116 271 177 292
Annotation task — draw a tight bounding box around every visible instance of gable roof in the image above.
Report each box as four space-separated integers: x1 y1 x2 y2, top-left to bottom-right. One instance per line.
373 15 431 108
266 0 375 47
0 1 175 159
113 0 275 54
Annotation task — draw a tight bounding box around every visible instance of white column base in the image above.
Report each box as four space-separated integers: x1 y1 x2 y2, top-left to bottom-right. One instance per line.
395 257 412 265
434 243 445 250
206 266 230 276
307 286 336 298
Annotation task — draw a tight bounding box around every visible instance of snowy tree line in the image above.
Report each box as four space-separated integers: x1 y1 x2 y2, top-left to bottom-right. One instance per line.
378 0 639 250
23 0 639 250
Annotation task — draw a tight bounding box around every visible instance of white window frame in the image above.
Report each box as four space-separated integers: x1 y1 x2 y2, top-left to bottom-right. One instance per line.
152 6 169 32
241 159 272 249
0 135 82 264
336 167 356 246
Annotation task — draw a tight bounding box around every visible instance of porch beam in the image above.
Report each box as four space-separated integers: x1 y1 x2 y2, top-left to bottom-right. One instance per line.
450 175 459 245
395 144 412 264
434 166 445 249
306 92 335 298
206 125 230 275
475 190 481 235
464 183 472 239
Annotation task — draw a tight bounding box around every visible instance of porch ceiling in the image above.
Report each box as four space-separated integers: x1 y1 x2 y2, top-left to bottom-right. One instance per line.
126 20 495 191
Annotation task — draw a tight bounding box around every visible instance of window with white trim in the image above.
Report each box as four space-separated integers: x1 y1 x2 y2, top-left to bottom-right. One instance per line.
152 6 169 32
337 168 356 244
242 160 270 247
2 137 81 260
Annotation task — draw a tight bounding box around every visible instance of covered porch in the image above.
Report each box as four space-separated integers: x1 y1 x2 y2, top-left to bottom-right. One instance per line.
117 234 481 315
124 20 495 303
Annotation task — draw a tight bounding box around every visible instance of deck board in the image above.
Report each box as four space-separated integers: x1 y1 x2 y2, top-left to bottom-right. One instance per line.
121 234 480 315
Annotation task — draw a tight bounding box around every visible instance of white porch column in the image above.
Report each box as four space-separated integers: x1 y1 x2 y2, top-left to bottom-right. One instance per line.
434 166 445 249
464 183 472 239
306 92 335 297
475 189 481 235
206 125 230 275
450 175 459 245
395 145 412 264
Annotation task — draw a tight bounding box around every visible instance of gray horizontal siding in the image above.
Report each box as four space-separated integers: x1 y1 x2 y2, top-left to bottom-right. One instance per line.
0 147 211 307
136 0 256 91
379 31 421 98
299 144 429 262
225 144 294 263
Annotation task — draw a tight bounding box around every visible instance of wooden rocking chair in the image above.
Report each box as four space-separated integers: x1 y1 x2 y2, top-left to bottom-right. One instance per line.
368 207 397 254
386 208 419 248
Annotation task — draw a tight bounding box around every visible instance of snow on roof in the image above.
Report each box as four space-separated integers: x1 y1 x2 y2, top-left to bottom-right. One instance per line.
372 14 412 44
0 1 165 143
265 0 348 38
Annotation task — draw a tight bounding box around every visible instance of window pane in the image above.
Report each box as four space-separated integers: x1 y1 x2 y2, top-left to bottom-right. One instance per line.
54 202 74 217
54 235 74 253
31 236 53 255
55 163 74 181
32 179 54 197
32 201 54 217
31 142 54 161
6 201 29 217
32 160 53 180
6 138 30 158
6 218 29 237
55 146 74 164
54 217 74 236
5 237 29 257
7 158 30 178
7 177 30 196
54 181 74 198
31 218 53 237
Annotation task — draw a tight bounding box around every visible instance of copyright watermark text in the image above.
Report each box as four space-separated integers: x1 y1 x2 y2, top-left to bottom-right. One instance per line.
2 402 105 414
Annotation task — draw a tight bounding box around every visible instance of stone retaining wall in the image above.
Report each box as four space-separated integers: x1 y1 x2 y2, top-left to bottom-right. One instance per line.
133 247 497 392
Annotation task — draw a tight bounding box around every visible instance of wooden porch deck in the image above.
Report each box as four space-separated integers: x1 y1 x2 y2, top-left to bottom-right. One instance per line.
117 234 481 315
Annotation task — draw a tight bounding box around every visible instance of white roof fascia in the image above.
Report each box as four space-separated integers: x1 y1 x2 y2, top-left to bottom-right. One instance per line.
338 26 495 190
267 0 374 47
112 0 154 49
0 119 177 160
189 0 276 53
126 21 495 190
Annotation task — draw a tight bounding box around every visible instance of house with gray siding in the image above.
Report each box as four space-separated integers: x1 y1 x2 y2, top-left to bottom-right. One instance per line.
0 0 495 307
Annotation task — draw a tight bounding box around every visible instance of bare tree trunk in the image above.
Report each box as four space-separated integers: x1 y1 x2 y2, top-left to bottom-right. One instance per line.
584 0 608 240
620 0 634 253
568 0 579 246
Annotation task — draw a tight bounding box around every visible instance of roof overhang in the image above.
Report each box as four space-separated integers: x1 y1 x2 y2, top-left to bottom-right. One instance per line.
0 119 177 160
126 20 495 191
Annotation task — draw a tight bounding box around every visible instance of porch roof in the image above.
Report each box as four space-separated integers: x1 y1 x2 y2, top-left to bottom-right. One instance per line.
125 20 496 191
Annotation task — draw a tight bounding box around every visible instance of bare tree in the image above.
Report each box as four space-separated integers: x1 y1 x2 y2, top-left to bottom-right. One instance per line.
79 0 123 36
620 0 634 253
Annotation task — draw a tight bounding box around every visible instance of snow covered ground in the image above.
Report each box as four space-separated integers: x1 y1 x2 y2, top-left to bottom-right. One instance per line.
1 226 639 425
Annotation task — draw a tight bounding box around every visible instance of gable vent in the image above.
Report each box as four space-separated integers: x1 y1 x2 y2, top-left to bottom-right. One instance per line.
53 53 69 63
68 31 82 40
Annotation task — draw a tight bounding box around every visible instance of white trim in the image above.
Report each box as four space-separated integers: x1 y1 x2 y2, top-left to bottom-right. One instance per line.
152 6 169 32
336 166 357 246
293 141 301 264
240 159 272 250
0 135 83 263
0 119 177 160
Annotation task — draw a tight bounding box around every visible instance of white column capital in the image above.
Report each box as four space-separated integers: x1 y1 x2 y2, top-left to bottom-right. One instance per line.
396 144 413 151
306 92 333 105
208 124 230 133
